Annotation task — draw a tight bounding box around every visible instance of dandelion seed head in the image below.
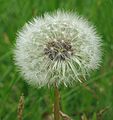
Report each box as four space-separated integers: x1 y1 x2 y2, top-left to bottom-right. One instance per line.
14 10 102 87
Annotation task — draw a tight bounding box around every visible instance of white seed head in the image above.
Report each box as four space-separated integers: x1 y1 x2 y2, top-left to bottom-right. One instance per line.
14 10 102 87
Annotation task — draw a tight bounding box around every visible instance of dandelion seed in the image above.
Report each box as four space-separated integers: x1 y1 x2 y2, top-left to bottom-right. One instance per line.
14 10 102 87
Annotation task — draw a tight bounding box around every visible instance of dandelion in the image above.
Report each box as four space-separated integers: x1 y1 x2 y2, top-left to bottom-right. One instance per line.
14 10 102 87
14 10 102 120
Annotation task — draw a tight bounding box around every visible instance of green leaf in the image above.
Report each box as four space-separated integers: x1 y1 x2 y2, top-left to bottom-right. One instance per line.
92 113 97 120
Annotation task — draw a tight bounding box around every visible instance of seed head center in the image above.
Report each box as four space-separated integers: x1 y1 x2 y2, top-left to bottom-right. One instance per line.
44 40 73 61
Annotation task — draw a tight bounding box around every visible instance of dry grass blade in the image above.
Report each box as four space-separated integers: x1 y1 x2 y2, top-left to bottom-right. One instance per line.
59 111 73 120
97 107 110 120
81 113 88 120
18 93 24 120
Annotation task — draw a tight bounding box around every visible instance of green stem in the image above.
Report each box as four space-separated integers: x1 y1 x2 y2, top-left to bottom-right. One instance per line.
54 83 60 120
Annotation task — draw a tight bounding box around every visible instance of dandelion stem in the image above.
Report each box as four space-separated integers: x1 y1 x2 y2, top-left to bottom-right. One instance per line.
54 83 60 120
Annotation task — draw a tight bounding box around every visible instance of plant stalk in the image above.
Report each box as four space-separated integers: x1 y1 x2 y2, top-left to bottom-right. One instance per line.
54 83 60 120
18 94 24 120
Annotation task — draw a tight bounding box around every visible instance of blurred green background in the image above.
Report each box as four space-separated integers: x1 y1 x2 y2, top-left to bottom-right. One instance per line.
0 0 113 120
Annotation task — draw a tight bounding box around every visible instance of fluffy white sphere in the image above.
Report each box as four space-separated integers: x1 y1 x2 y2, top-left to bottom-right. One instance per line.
14 11 102 87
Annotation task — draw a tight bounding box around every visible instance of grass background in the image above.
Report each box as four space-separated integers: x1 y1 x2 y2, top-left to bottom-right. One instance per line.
0 0 113 120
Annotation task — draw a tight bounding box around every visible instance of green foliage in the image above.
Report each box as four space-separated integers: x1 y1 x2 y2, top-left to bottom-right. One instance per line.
0 0 113 120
